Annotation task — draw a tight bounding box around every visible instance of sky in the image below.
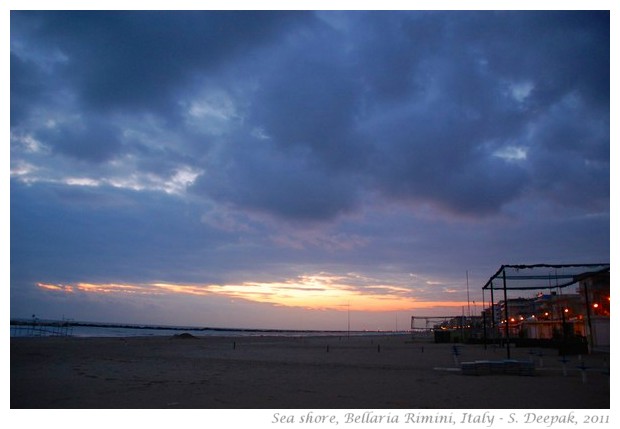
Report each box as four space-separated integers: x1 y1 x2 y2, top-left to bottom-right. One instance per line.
8 9 611 331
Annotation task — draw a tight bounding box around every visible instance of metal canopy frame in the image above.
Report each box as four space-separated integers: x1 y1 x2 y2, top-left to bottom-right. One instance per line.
481 263 610 358
482 263 610 291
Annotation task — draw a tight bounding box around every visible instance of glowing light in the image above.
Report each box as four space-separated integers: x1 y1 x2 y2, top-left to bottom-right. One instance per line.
75 282 156 295
35 274 472 312
36 282 74 293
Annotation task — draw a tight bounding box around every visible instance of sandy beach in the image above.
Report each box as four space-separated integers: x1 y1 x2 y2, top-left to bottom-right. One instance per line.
11 334 609 409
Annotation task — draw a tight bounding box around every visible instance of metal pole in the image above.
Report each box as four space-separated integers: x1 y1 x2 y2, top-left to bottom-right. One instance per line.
482 288 487 350
490 282 495 343
461 306 465 343
466 270 471 318
561 301 568 357
503 269 511 359
347 302 350 338
583 281 594 354
483 311 488 350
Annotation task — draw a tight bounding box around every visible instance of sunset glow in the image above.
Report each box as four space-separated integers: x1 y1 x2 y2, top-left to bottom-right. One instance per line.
38 275 470 313
11 10 609 331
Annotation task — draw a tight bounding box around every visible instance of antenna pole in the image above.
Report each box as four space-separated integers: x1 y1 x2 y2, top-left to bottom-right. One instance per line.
347 302 350 338
466 270 471 318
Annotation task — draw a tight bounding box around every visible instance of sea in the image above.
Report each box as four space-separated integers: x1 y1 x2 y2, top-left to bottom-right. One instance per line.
9 318 400 339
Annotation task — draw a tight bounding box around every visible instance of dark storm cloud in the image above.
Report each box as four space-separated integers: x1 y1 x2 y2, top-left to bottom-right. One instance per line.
487 11 609 110
10 10 314 167
199 10 608 219
353 11 609 216
10 52 47 127
11 11 311 114
8 9 611 330
36 117 122 163
11 10 609 221
10 181 234 285
200 137 361 221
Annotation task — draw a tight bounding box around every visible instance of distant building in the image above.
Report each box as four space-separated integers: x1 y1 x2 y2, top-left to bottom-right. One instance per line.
480 263 609 354
520 293 585 340
484 273 609 349
578 271 610 348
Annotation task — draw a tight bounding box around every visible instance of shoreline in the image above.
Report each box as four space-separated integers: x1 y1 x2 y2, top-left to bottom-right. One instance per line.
11 334 610 409
10 318 407 339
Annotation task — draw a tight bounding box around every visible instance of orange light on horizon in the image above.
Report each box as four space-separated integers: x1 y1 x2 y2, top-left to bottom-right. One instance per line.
76 282 157 295
36 274 473 313
37 282 74 293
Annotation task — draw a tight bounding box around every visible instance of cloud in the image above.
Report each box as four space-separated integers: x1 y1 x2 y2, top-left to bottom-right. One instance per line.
33 273 471 313
196 138 361 221
10 11 610 328
11 11 609 222
12 11 311 112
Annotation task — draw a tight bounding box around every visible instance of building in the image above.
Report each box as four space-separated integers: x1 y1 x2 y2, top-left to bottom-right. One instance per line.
481 264 610 353
578 271 610 349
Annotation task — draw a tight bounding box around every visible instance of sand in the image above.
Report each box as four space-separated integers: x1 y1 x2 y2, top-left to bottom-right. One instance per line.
10 334 610 409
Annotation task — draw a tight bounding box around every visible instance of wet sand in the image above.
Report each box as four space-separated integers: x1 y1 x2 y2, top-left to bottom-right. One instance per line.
10 334 610 409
